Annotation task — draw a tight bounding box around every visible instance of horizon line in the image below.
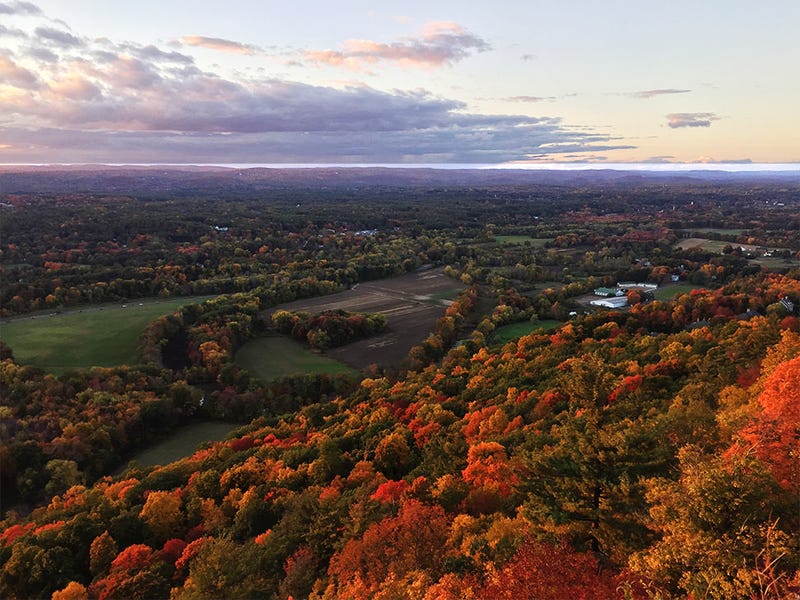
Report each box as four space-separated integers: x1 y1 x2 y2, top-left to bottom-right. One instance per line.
2 162 800 172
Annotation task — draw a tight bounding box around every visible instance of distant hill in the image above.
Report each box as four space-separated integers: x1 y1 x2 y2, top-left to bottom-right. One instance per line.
1 165 798 196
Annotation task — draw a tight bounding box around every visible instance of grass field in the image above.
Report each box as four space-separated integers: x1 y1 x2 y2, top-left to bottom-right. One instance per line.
680 228 747 236
235 336 356 382
654 283 707 301
119 421 241 472
0 297 213 374
494 235 553 247
492 319 561 344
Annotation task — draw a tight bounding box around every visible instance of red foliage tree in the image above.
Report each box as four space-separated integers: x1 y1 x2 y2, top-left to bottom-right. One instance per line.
476 539 624 600
736 356 800 494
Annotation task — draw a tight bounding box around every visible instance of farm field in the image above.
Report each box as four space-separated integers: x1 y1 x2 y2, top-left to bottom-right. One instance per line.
0 296 213 374
491 319 561 344
673 237 731 253
260 267 465 370
118 421 242 472
235 336 356 381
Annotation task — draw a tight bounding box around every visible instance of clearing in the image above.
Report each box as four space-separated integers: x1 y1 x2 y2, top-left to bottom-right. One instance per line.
235 336 356 382
258 267 465 370
492 320 561 344
0 296 214 374
118 421 242 472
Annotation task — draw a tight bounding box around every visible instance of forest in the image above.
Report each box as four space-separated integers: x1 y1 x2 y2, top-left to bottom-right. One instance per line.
0 167 799 599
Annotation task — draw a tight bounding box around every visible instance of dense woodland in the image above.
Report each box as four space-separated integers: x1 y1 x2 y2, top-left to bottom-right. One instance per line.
1 169 799 599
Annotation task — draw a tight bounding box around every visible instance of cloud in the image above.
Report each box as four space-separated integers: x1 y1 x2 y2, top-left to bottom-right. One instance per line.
0 24 28 38
666 112 719 128
35 26 84 48
180 35 257 55
0 53 39 88
0 8 631 163
520 53 536 61
628 88 691 99
0 1 42 15
26 47 58 62
505 95 555 103
303 21 489 70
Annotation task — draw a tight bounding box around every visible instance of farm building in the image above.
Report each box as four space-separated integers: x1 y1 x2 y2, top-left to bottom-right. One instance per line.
594 287 625 297
617 282 658 290
590 296 629 309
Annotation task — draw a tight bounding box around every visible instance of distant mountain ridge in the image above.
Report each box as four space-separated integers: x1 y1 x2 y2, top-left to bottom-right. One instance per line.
1 165 799 196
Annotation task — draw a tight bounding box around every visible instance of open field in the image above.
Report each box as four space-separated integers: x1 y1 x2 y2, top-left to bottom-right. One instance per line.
0 296 213 374
235 336 356 381
494 235 554 246
674 238 731 253
118 421 241 472
654 283 709 301
679 228 747 236
260 267 465 370
492 320 561 344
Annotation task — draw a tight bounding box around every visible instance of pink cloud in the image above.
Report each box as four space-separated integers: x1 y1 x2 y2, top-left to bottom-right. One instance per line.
180 35 257 55
0 54 39 88
303 21 489 70
666 112 719 128
47 75 102 101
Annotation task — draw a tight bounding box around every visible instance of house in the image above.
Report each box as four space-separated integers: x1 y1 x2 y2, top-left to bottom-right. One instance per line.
780 297 795 314
590 296 629 309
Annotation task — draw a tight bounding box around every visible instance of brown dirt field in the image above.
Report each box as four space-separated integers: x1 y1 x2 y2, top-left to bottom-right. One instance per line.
264 267 464 370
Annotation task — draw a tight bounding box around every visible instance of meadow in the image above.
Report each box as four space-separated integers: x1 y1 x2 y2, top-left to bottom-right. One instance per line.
118 421 242 471
491 319 561 344
494 235 554 246
0 297 213 374
235 336 356 382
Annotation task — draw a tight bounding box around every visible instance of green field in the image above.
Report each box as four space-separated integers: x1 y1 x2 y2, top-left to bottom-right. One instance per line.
427 288 463 302
0 297 213 374
118 421 241 472
681 228 747 236
654 283 707 301
235 336 356 382
494 235 553 246
491 319 561 344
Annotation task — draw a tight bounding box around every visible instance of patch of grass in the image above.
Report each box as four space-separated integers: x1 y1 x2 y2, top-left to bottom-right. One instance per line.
235 336 356 382
0 297 213 374
427 288 462 301
491 319 561 344
494 235 553 247
681 228 746 235
654 284 706 301
120 421 241 471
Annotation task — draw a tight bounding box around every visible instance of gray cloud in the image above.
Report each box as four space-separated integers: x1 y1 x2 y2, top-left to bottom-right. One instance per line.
0 24 28 38
26 47 58 62
666 112 719 128
35 26 84 47
628 88 691 99
0 9 632 163
0 1 42 15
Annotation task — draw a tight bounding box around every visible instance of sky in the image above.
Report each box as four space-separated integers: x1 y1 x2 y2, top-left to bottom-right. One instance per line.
0 0 798 165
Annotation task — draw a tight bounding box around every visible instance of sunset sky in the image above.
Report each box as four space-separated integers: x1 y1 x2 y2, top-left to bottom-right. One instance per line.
1 0 798 165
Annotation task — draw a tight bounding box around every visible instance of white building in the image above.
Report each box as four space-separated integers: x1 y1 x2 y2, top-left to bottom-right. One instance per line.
590 296 629 309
